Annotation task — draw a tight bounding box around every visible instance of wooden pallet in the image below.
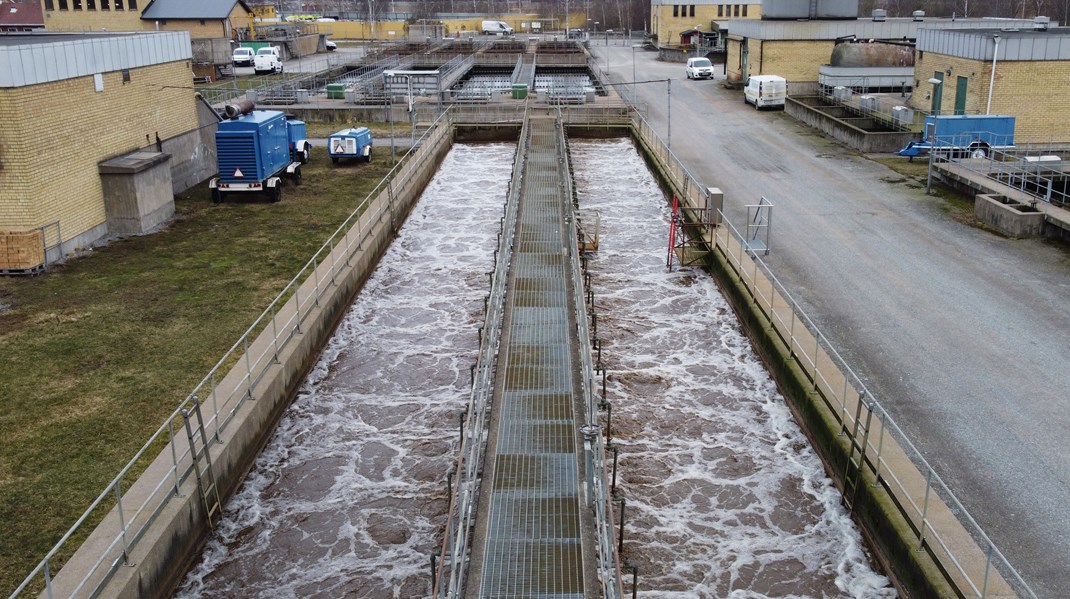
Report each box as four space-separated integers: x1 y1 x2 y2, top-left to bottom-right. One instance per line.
0 229 45 273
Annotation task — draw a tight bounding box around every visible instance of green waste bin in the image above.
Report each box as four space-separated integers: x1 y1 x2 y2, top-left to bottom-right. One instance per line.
327 83 346 99
511 83 528 99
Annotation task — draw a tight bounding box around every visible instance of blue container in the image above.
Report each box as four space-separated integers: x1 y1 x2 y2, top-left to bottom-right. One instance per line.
286 119 308 162
216 110 292 183
328 127 374 163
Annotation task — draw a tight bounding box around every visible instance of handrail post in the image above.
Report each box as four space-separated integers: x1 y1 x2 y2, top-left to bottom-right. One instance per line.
114 482 131 565
168 419 181 495
918 467 933 550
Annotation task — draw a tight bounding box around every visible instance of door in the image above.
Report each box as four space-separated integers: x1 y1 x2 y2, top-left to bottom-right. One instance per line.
931 71 943 115
955 76 968 115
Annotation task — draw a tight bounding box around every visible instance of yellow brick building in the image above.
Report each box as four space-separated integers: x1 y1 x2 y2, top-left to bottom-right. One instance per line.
723 16 1037 85
42 0 253 37
909 26 1070 144
651 0 760 45
0 32 199 264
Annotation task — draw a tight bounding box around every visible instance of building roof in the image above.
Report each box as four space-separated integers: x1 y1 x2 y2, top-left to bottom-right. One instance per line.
140 0 251 20
0 1 44 28
0 31 191 87
723 17 1041 41
918 26 1070 61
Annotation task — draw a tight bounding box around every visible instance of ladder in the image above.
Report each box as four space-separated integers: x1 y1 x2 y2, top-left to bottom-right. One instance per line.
182 398 222 528
841 392 872 512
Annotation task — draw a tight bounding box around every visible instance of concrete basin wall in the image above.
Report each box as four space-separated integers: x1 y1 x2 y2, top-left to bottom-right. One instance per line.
786 96 919 153
975 193 1045 238
48 123 455 599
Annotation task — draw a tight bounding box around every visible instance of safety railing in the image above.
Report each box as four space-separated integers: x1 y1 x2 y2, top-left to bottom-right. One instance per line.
709 210 1038 599
928 137 1070 208
558 114 624 599
433 109 530 598
9 110 457 599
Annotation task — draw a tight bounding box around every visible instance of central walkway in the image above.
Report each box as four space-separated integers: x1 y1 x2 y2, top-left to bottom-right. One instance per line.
465 114 598 598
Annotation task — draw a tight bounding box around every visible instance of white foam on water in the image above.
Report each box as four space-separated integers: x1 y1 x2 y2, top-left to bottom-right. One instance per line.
570 138 896 599
175 143 515 598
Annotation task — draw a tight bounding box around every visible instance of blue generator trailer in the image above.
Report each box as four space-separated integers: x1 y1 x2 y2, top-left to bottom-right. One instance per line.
898 114 1015 161
210 102 309 203
328 127 373 164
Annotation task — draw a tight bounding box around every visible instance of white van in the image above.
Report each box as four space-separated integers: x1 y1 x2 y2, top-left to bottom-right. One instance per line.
481 20 514 35
744 75 786 110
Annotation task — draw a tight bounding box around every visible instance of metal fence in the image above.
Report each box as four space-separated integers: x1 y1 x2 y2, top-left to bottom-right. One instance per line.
9 111 456 599
930 139 1070 208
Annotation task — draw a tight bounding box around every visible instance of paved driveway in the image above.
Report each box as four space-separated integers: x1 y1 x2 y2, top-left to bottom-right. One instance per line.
592 42 1070 598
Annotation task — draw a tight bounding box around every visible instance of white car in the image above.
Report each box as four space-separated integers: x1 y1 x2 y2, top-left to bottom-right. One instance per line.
685 57 714 80
253 46 283 75
232 47 254 67
325 39 337 51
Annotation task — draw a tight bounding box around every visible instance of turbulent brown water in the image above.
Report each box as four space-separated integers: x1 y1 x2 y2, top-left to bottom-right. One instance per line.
175 139 895 598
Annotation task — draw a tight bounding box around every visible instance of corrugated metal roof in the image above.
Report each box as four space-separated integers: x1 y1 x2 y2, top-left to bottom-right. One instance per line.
140 0 250 20
917 27 1070 61
725 17 1040 41
0 31 191 87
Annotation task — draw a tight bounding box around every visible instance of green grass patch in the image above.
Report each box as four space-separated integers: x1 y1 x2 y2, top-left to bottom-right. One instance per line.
303 120 413 139
0 151 393 595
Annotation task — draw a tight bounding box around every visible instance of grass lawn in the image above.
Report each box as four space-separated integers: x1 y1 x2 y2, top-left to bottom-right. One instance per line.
0 148 393 595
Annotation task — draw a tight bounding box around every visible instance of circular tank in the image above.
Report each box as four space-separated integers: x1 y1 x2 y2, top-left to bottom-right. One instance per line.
830 42 914 68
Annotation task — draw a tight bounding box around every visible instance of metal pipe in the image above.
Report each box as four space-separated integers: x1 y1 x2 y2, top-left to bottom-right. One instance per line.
611 444 619 495
986 34 1000 115
626 561 638 599
617 496 626 557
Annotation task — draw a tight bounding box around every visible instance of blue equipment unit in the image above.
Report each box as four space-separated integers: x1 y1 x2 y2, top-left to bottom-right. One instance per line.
898 114 1015 160
211 109 305 203
328 127 374 164
287 119 311 163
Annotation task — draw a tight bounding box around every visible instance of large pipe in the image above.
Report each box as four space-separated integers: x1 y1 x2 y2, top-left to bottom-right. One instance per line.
986 34 1000 115
224 99 256 119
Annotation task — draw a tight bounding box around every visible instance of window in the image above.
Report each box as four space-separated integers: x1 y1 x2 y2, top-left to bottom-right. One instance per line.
101 0 109 9
58 0 67 9
742 5 748 16
673 5 679 17
717 5 723 17
733 4 740 17
45 0 54 9
127 0 135 9
72 0 81 9
115 0 123 8
689 5 695 17
87 0 95 9
199 19 205 24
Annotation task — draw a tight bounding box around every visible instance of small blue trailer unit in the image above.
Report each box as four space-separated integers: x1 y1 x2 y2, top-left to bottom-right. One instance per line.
898 114 1015 161
210 103 307 203
287 119 311 164
328 127 373 164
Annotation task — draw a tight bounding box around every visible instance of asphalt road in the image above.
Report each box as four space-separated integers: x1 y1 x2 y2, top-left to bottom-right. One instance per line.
591 43 1070 597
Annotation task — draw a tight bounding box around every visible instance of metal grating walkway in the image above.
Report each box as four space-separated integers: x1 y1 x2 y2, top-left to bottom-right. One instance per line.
467 114 592 599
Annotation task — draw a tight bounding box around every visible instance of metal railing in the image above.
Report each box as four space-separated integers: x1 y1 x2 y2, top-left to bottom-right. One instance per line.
709 210 1038 599
433 109 530 599
929 137 1070 208
9 111 457 599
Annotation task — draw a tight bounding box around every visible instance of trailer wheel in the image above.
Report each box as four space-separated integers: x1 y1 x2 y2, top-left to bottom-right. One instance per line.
270 185 282 203
968 143 990 159
331 157 339 164
365 148 373 163
212 188 224 204
300 147 310 164
292 167 302 186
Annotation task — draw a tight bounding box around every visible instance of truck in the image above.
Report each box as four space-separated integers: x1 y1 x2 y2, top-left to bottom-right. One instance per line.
253 46 283 75
210 101 308 204
897 114 1015 161
328 127 374 164
481 20 514 35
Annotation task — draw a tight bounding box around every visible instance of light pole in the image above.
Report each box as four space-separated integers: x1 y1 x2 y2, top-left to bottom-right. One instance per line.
632 45 637 104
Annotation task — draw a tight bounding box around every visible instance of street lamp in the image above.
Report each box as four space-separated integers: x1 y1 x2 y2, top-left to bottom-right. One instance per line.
986 34 1000 115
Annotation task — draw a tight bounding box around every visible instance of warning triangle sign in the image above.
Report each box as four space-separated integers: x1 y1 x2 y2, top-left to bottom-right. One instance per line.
333 140 345 152
233 168 244 178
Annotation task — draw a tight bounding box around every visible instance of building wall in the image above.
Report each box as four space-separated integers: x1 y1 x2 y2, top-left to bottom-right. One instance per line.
154 17 227 38
651 3 760 45
727 37 829 83
42 0 143 31
911 50 1070 144
0 60 198 245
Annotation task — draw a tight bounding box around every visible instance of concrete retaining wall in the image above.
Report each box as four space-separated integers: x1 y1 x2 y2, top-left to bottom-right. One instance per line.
787 97 918 153
49 124 454 599
974 193 1045 238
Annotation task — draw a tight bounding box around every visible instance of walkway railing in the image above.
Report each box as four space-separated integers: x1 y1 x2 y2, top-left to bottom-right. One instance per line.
9 111 456 599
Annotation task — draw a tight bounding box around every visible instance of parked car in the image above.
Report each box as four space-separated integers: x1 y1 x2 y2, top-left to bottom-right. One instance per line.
253 46 283 75
325 39 337 51
232 47 255 67
685 57 714 80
